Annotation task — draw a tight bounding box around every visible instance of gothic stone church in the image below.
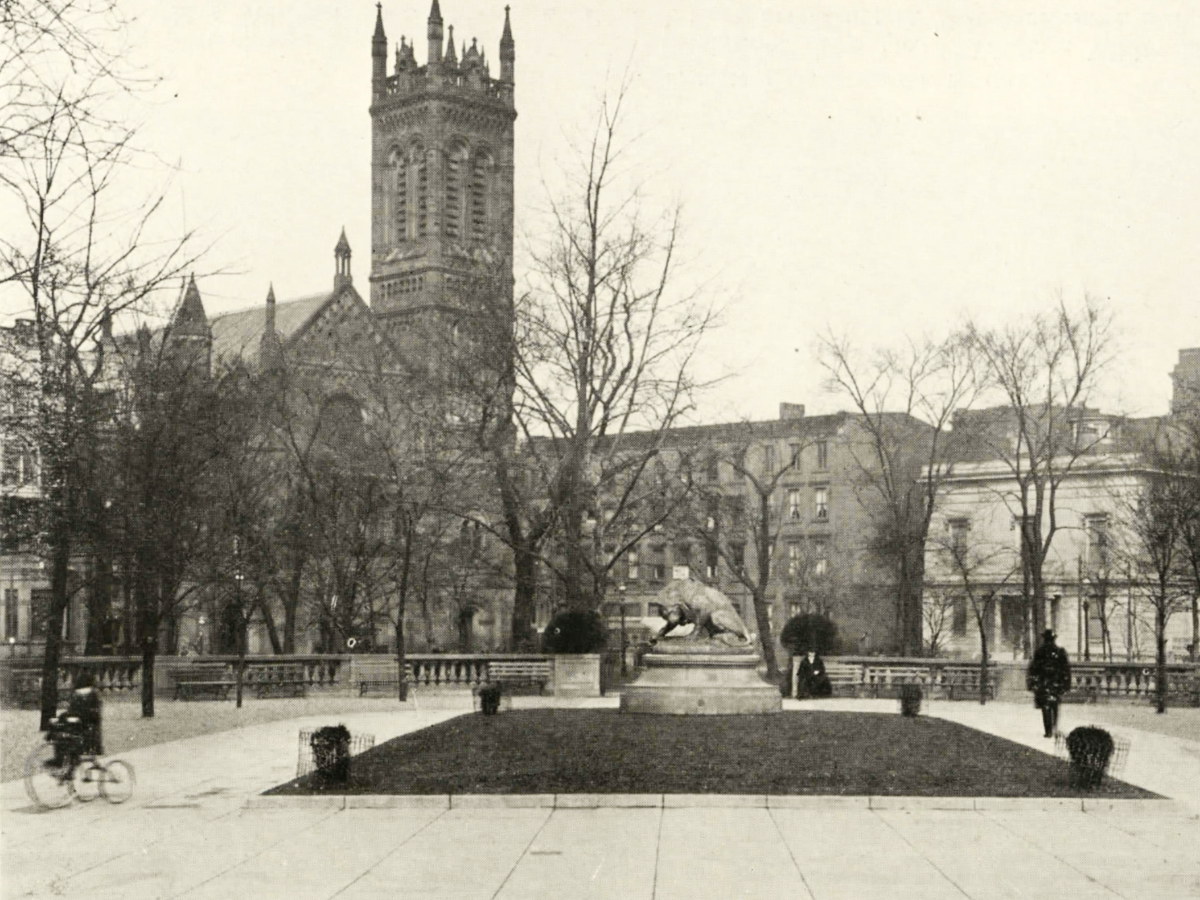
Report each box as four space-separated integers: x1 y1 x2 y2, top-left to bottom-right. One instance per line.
168 2 517 653
181 0 515 374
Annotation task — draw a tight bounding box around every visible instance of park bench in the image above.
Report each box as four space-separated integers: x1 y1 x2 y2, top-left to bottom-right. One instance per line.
937 664 995 700
823 662 867 698
486 659 551 695
172 663 235 701
251 664 308 699
358 664 414 696
861 663 930 698
5 670 52 708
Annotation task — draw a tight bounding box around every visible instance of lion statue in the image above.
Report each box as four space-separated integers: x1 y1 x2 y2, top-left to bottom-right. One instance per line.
650 580 752 649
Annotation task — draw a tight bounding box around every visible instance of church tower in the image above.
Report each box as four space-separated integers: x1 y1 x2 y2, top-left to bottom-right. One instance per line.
368 2 515 357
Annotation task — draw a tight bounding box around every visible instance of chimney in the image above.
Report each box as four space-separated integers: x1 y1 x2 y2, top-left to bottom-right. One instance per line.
1171 348 1200 414
779 402 806 421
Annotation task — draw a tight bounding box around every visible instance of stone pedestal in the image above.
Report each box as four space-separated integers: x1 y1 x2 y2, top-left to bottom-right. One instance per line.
619 642 782 715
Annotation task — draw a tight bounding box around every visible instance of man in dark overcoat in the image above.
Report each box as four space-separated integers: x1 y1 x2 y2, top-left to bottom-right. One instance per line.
1028 629 1071 737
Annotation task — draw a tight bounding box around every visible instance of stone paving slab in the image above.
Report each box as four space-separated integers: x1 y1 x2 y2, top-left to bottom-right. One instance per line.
3 699 1199 900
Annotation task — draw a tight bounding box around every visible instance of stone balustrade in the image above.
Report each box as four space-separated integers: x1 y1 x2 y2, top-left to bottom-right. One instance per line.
1 653 563 703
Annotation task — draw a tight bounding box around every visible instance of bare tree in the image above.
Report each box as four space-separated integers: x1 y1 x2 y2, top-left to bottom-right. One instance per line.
965 297 1113 657
1113 432 1193 712
108 323 237 716
819 330 983 655
1 33 200 724
675 430 814 685
930 521 1019 704
456 86 716 646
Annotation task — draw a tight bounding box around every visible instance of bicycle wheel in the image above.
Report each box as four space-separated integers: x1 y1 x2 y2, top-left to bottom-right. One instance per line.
24 742 73 810
73 759 102 802
99 759 135 804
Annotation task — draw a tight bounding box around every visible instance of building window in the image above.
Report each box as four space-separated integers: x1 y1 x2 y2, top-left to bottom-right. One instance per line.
444 141 468 240
787 541 801 580
813 537 828 577
651 545 666 581
30 589 51 639
470 151 494 243
3 589 17 640
952 595 968 637
816 440 828 470
1085 514 1109 570
947 517 970 552
1 440 36 486
814 487 828 521
763 445 776 478
675 542 692 575
705 495 719 532
705 541 719 581
627 549 639 581
789 443 801 471
787 488 801 520
705 453 719 482
730 541 746 576
727 495 745 523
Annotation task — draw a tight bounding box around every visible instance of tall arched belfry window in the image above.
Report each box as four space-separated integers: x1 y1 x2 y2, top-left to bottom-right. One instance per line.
470 150 494 244
386 147 405 245
412 144 429 239
444 140 469 241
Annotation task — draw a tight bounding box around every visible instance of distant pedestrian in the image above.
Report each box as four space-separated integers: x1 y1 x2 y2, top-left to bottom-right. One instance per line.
797 649 833 699
1027 629 1071 737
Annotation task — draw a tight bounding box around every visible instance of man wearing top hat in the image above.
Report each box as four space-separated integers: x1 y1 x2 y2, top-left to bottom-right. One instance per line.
1027 629 1072 737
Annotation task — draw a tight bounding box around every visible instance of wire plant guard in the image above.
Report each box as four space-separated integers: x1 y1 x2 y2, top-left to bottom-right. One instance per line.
297 725 375 780
1055 726 1129 789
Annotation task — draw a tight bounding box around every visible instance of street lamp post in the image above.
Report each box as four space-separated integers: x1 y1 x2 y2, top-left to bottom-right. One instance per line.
618 584 627 678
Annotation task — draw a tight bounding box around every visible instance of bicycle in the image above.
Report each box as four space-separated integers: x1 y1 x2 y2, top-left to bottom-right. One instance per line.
23 717 135 810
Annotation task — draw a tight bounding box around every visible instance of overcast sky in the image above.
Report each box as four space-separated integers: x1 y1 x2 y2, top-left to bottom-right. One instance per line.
8 1 1200 422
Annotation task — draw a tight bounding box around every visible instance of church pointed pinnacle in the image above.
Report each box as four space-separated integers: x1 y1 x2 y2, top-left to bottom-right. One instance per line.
499 5 514 83
373 2 385 40
429 0 442 25
445 25 457 65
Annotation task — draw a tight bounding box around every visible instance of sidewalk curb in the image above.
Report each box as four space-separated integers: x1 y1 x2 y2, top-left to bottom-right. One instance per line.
244 793 1182 812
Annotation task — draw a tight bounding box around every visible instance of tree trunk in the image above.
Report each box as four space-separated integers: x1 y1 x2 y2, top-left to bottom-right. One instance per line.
979 629 989 706
39 524 73 730
85 551 112 656
511 545 539 651
140 638 156 718
395 617 408 702
235 612 246 709
1192 591 1198 663
750 588 779 684
257 593 283 654
138 581 157 718
1155 597 1167 715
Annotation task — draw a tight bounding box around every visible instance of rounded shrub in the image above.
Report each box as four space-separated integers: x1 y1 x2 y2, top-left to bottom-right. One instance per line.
478 683 502 715
899 683 923 717
780 613 840 656
1066 726 1115 789
541 609 607 654
310 724 352 782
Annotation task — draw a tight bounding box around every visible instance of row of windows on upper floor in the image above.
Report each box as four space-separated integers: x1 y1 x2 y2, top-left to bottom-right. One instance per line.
943 512 1110 563
621 535 832 585
382 143 497 246
695 440 830 482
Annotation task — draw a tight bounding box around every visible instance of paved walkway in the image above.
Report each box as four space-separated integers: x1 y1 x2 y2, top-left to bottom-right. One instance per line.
3 697 1199 899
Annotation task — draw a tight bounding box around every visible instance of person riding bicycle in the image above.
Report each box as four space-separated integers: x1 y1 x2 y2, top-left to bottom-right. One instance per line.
49 672 103 768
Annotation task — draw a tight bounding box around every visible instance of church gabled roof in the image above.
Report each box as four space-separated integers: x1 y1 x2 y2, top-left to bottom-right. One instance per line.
171 275 211 339
210 292 330 366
